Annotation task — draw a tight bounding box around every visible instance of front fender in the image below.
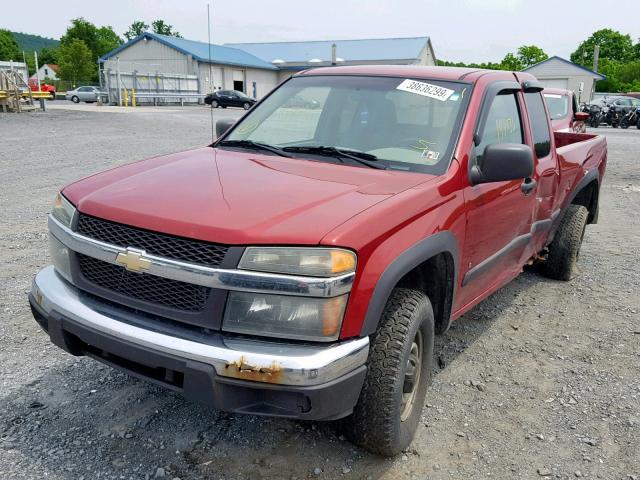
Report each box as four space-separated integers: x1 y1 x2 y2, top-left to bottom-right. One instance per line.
359 231 460 337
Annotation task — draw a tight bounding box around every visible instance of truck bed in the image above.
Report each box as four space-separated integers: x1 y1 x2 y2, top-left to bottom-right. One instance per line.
554 131 599 149
553 131 607 215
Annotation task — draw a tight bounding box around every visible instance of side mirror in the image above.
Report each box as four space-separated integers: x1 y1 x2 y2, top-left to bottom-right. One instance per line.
470 143 534 185
216 118 236 138
574 112 590 121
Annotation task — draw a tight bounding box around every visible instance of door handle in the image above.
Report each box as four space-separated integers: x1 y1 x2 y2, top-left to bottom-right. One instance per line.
521 178 537 195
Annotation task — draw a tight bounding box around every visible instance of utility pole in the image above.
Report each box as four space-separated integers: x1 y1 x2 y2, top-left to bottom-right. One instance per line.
34 51 40 91
116 56 122 106
593 45 600 73
331 43 337 66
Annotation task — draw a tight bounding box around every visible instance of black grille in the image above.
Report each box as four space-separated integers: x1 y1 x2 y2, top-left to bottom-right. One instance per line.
77 254 210 312
76 214 228 267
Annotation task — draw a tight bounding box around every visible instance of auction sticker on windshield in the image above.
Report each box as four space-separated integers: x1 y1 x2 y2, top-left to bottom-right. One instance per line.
396 79 455 102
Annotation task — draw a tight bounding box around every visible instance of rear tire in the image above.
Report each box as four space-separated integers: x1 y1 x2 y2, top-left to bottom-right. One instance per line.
541 204 589 281
49 92 56 101
343 288 434 457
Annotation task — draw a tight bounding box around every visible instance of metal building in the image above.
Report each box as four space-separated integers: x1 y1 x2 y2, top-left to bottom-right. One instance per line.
100 32 278 103
100 33 437 103
523 56 606 103
225 37 436 83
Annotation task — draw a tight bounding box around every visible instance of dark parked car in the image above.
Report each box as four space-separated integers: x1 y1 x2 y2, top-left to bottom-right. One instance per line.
205 90 256 110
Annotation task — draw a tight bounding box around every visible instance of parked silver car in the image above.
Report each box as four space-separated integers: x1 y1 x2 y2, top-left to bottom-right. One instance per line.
65 86 103 103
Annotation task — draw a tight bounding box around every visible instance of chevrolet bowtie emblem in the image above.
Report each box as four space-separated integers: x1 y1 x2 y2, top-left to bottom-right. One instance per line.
115 248 151 273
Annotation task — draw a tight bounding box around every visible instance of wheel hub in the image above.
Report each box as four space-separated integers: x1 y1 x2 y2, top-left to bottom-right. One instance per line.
401 330 423 421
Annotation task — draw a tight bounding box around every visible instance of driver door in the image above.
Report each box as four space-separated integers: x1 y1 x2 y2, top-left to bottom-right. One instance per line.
457 89 538 307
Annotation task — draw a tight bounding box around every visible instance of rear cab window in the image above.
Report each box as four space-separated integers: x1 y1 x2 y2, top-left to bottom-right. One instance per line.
525 92 552 158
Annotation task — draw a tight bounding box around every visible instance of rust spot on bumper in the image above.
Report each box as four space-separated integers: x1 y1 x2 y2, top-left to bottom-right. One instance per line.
224 356 283 383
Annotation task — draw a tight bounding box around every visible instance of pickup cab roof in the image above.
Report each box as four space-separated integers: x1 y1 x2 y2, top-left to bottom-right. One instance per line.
295 65 539 84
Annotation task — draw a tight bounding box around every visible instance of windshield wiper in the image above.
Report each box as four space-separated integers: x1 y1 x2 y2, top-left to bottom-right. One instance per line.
217 140 293 158
282 146 387 170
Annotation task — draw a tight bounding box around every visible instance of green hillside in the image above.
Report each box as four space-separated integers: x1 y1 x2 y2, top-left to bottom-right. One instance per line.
12 31 59 52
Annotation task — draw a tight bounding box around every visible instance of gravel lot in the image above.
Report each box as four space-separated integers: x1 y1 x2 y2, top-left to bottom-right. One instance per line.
1 106 638 480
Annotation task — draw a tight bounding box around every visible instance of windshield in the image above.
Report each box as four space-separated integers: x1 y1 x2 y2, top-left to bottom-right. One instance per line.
543 93 570 120
222 75 470 174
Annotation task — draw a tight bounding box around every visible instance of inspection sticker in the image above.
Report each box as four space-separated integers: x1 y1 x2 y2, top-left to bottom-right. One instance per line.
396 79 455 101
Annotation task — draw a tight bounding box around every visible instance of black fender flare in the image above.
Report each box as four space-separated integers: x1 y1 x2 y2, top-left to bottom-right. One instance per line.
551 169 600 240
360 231 459 336
567 168 600 210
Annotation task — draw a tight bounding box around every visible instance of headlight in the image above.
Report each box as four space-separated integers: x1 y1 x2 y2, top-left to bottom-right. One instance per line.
223 292 348 342
239 247 356 277
51 193 76 228
49 233 72 282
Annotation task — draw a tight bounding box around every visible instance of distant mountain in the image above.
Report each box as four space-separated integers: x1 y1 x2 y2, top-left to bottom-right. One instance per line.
12 32 59 52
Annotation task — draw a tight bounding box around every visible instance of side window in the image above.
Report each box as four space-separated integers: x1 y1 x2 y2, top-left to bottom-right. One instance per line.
475 92 523 161
525 92 552 158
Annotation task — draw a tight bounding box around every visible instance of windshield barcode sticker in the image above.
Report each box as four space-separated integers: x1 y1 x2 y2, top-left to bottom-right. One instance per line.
396 79 455 102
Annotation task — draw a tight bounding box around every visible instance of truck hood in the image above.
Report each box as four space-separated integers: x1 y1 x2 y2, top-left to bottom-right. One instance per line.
63 147 435 245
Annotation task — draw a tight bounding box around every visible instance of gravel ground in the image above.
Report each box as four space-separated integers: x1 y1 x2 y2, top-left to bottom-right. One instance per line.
1 107 638 480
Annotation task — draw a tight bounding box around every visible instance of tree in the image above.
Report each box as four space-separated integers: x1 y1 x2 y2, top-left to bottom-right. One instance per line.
60 18 99 59
437 59 503 70
0 29 20 61
633 40 640 61
570 29 634 68
57 39 94 86
500 53 523 71
124 20 149 40
516 45 548 68
152 20 182 37
96 26 123 57
39 46 58 65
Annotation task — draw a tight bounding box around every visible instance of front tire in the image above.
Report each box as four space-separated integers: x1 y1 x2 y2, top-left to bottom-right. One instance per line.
71 95 79 103
243 102 251 110
211 100 219 108
343 288 434 456
541 204 589 281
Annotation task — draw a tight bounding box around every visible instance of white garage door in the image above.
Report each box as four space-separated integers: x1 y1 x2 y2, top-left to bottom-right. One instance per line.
540 78 569 89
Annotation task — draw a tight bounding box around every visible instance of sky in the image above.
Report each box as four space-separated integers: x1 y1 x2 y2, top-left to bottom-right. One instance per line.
3 0 640 63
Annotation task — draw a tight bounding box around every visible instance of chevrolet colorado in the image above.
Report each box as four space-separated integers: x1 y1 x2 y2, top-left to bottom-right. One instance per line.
29 66 607 456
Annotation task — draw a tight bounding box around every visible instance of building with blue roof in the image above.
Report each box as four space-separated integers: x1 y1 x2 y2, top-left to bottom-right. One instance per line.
226 37 435 80
100 32 436 102
523 56 605 102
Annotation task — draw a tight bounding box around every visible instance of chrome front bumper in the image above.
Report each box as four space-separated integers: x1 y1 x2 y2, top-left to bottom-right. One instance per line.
31 266 369 387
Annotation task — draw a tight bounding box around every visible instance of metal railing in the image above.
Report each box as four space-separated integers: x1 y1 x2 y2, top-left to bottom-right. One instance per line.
117 90 208 107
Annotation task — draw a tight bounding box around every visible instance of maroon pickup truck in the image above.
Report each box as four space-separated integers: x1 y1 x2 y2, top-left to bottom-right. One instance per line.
543 88 589 133
30 66 607 456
